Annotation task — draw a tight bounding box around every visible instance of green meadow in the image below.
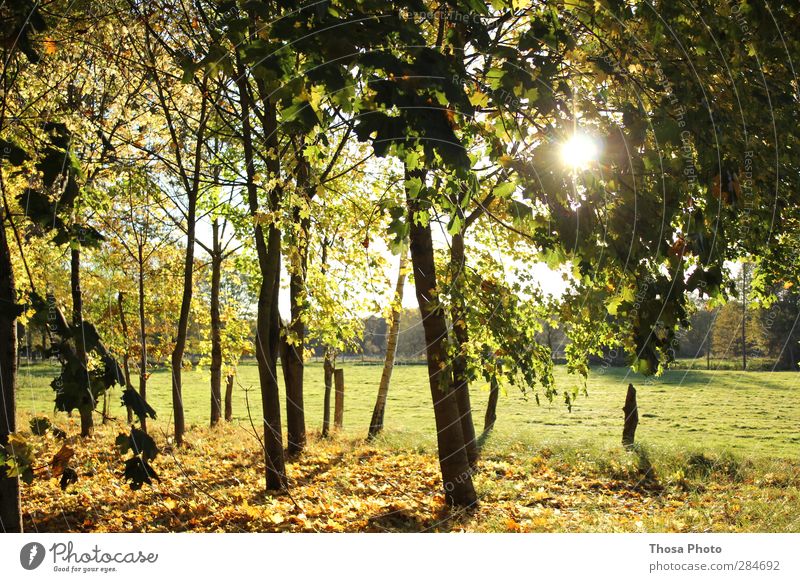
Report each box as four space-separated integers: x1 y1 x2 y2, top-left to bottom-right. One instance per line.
16 361 799 459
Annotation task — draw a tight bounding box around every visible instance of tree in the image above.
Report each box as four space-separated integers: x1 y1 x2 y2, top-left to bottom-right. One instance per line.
712 301 766 366
738 262 756 370
760 289 800 371
676 300 718 370
100 170 180 433
368 244 408 439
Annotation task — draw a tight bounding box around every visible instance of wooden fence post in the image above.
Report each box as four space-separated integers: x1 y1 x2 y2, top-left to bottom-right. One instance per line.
334 369 345 429
622 383 638 449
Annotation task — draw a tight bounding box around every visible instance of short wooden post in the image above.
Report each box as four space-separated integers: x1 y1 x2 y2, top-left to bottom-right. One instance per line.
622 383 638 449
224 374 234 422
334 369 345 429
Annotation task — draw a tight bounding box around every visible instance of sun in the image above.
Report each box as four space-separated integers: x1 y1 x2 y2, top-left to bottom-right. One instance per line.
560 133 599 170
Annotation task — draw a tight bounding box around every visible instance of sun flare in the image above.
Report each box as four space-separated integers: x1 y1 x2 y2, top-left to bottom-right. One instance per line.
560 133 599 170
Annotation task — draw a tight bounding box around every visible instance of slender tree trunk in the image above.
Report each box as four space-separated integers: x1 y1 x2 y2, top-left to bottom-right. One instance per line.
406 167 476 507
137 245 148 434
321 349 334 438
254 250 285 490
484 376 499 433
333 368 344 429
280 328 305 453
450 231 478 468
224 373 234 422
102 392 110 424
25 324 31 366
622 383 639 449
741 268 747 371
368 248 407 439
170 190 196 446
209 221 223 427
282 209 308 454
0 213 22 532
236 63 286 490
71 247 94 437
117 292 133 424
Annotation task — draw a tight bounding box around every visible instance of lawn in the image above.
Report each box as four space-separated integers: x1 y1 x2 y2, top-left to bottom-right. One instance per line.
15 361 800 532
16 361 800 459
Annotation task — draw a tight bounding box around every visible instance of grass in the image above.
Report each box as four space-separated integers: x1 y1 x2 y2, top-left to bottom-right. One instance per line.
16 360 800 459
14 361 800 532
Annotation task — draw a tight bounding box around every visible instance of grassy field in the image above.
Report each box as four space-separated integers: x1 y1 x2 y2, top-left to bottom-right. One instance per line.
15 361 800 532
16 360 800 459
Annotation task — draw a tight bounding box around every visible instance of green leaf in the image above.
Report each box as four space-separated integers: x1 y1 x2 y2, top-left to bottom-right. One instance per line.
492 181 516 198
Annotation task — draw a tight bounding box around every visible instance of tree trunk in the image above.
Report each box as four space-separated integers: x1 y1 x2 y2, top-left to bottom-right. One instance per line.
450 231 478 468
406 167 476 507
137 245 148 434
71 247 94 438
368 248 407 439
484 376 499 433
334 368 344 429
0 212 22 532
254 253 286 490
170 189 196 446
224 373 234 422
282 213 308 454
25 323 31 366
102 392 110 424
741 266 748 371
622 383 638 449
209 222 222 427
321 349 334 438
280 331 305 453
236 63 286 490
117 292 133 424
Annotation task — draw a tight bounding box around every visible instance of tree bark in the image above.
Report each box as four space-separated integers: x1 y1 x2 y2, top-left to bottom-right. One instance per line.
236 61 286 490
484 376 499 433
137 244 148 434
333 368 344 429
254 253 285 490
450 231 478 468
280 329 305 453
117 292 133 424
169 187 195 446
321 349 334 438
622 383 638 449
224 373 234 421
71 247 94 438
0 210 22 532
24 323 30 366
741 267 747 371
368 248 407 439
282 209 309 454
209 220 222 427
406 167 477 507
